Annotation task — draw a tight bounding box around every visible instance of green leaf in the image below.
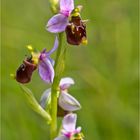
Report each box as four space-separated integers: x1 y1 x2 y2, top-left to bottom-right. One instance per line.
19 84 52 123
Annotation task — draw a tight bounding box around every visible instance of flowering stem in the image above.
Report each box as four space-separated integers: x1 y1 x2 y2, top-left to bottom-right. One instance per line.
50 33 65 140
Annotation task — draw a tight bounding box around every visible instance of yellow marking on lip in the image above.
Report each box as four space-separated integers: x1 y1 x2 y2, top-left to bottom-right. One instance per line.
26 45 40 65
32 52 40 65
71 24 75 34
72 12 80 17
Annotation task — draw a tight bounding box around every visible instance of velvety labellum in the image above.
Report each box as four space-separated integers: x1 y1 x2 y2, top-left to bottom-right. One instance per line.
16 57 37 83
65 16 87 45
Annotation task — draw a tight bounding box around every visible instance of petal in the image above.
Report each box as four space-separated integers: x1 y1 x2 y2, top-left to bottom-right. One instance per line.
62 113 77 132
60 0 74 14
59 77 75 90
75 127 81 133
40 88 51 109
39 58 54 83
48 57 55 66
59 91 81 111
46 14 68 33
54 135 69 140
47 36 59 55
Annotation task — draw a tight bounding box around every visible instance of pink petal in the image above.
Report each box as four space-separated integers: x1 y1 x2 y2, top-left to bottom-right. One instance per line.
47 36 59 55
40 88 51 109
46 14 68 33
75 127 82 133
54 135 69 140
38 58 54 83
60 0 74 16
62 113 77 132
59 91 81 111
59 77 74 90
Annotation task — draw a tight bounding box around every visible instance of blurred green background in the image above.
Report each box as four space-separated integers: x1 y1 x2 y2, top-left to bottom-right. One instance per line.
1 0 139 140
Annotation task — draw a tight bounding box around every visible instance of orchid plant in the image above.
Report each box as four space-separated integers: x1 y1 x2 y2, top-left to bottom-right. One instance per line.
14 0 88 140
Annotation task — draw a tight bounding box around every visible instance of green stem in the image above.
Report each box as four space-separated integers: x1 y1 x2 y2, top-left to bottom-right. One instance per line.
49 0 59 14
50 33 65 140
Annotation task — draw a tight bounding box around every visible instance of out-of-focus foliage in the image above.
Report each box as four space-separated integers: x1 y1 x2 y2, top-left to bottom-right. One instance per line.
1 0 139 140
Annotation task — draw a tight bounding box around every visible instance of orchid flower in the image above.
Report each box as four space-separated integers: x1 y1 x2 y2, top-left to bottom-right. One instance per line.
46 0 74 33
46 0 88 45
16 37 58 84
40 77 81 112
55 113 84 140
